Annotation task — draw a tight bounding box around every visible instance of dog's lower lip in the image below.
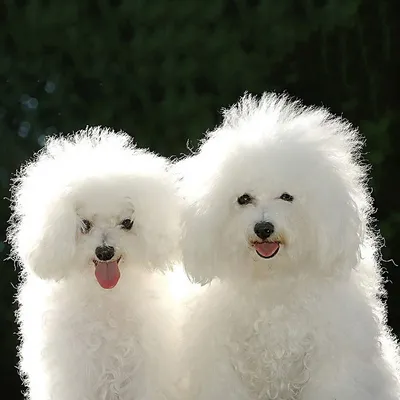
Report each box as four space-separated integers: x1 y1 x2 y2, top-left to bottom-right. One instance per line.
256 247 280 259
252 242 280 259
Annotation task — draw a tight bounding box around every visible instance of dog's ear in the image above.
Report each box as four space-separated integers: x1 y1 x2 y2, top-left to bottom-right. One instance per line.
11 198 78 281
181 203 219 286
315 188 364 275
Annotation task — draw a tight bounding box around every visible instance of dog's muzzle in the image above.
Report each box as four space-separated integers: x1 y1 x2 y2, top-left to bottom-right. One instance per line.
252 221 280 259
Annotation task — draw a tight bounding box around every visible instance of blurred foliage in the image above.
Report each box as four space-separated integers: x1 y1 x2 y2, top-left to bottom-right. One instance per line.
0 0 399 397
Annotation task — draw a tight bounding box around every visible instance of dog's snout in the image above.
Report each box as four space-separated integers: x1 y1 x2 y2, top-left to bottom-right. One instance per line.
254 221 275 240
95 245 115 261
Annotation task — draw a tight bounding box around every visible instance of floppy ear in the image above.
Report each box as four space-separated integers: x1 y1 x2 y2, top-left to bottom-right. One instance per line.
14 198 78 281
316 189 364 275
182 202 220 285
139 215 182 273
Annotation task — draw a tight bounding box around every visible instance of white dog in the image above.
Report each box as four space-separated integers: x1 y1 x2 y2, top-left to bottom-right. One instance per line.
8 127 181 400
178 93 400 400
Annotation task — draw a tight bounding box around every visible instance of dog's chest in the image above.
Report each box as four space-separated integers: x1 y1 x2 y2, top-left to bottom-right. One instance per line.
227 308 313 400
39 287 151 399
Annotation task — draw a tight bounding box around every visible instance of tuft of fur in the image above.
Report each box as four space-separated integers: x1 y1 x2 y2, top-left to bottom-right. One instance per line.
178 93 400 400
8 127 181 400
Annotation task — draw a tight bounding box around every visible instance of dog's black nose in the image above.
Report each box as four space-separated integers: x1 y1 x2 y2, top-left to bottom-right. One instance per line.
95 246 115 261
254 221 275 240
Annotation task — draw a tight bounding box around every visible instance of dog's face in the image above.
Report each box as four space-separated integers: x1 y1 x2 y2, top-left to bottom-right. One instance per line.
71 183 137 289
61 175 180 288
233 190 294 263
182 136 365 285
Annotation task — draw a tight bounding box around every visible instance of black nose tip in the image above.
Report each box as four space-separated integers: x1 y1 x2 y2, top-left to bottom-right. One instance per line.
254 221 275 240
95 246 115 261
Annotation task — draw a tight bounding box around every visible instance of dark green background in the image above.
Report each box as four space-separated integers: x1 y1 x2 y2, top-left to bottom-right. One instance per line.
1 0 399 397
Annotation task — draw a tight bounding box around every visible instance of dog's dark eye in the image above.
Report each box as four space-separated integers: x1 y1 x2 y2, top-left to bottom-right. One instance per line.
81 219 92 234
120 219 133 230
237 193 253 206
280 192 294 202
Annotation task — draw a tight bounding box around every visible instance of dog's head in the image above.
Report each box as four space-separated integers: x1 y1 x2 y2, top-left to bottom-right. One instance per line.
181 93 374 285
8 127 180 288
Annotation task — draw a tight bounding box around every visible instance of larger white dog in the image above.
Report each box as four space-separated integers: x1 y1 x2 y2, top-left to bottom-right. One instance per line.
178 93 400 400
8 127 181 400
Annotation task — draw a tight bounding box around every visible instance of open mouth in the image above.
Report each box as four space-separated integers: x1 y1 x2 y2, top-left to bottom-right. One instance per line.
93 257 121 289
252 241 280 259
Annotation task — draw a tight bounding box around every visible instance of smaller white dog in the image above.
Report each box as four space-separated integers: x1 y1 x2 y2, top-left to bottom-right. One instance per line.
179 93 400 400
8 127 181 400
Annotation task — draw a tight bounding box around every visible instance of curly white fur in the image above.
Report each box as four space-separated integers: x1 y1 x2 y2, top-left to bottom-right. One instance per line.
177 93 400 400
8 127 181 400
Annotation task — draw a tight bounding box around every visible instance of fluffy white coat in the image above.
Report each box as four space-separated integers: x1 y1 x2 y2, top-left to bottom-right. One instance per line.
8 127 181 400
177 93 400 400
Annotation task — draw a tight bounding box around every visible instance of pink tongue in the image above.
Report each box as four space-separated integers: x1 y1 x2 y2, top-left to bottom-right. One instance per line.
95 261 121 289
254 242 280 258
